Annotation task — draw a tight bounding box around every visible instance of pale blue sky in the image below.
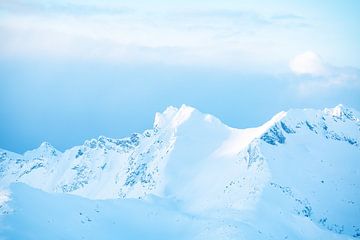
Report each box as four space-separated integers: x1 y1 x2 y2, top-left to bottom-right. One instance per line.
0 0 359 152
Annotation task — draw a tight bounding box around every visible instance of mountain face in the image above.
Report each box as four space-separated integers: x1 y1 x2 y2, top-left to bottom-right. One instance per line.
1 104 359 239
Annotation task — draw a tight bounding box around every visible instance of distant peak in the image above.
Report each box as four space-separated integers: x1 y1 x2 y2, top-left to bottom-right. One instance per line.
280 104 359 123
160 104 195 117
335 103 345 108
179 104 196 112
329 104 346 113
171 105 196 127
323 104 358 121
154 104 197 129
331 104 345 116
39 141 54 149
23 141 61 158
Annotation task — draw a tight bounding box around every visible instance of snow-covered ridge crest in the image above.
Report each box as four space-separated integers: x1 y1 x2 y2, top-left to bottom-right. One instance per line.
0 104 359 209
154 104 197 129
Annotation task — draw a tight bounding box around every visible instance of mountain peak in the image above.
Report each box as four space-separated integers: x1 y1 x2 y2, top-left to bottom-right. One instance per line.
153 104 197 129
39 141 53 149
324 104 358 121
24 141 61 159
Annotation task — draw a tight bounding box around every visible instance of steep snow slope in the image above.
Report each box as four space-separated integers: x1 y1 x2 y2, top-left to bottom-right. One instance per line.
0 104 359 239
256 105 360 237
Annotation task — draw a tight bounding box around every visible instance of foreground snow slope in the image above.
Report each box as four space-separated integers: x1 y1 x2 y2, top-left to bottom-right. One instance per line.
0 104 359 239
0 183 354 240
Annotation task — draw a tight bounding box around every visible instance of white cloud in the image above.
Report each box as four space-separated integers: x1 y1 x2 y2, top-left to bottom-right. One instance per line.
289 51 360 95
289 51 328 76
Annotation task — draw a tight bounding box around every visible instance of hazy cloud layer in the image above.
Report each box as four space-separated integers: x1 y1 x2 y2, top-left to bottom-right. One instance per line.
0 0 319 71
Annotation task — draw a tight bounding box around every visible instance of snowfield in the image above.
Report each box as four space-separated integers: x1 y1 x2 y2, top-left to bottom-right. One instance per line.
0 104 359 239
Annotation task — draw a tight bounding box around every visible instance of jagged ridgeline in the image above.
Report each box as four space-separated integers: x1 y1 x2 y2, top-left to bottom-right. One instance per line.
1 104 360 239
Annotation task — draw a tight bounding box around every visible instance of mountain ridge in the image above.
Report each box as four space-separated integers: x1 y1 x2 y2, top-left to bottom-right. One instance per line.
0 104 359 199
2 103 357 155
1 104 360 238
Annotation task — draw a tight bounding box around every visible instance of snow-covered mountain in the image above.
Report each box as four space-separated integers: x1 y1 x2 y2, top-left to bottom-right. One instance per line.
1 104 359 239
